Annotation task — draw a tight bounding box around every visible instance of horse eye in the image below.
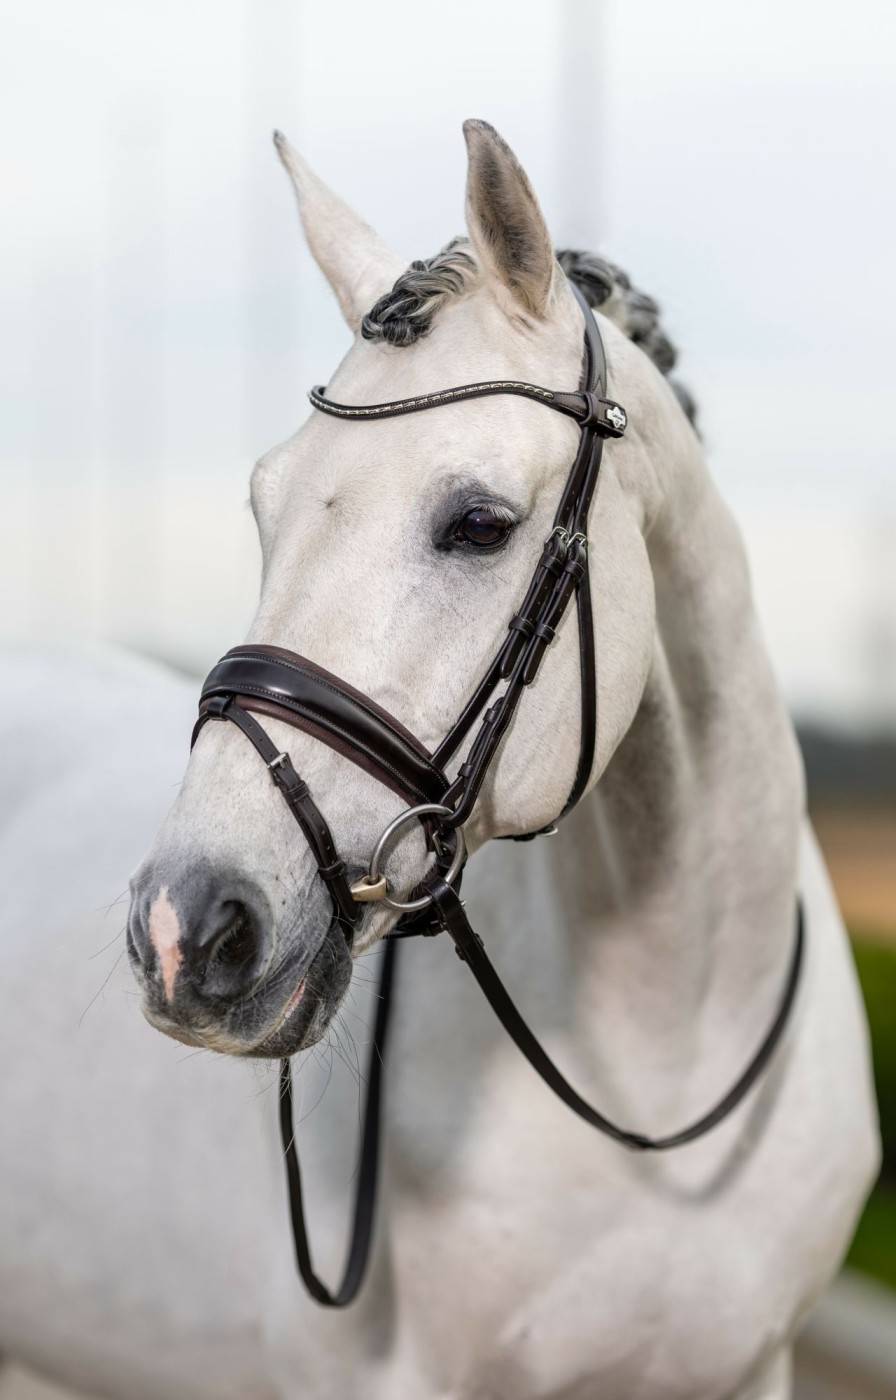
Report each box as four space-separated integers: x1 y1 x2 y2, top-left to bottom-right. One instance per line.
454 509 513 548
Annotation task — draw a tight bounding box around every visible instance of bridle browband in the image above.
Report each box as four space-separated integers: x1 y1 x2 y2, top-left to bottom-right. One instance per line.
191 283 804 1308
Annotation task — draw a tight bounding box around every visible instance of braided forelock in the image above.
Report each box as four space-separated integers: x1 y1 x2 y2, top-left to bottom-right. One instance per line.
361 239 477 347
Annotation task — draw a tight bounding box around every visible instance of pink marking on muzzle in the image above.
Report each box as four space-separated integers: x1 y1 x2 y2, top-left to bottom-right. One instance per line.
284 978 306 1019
148 886 183 1002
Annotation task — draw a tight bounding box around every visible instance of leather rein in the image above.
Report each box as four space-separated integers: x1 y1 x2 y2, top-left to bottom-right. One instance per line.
191 283 804 1307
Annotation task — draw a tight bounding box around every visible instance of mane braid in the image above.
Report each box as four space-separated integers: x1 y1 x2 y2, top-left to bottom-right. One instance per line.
557 249 697 428
361 239 697 427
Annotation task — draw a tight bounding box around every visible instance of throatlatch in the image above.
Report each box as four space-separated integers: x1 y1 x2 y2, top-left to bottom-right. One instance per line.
193 281 804 1307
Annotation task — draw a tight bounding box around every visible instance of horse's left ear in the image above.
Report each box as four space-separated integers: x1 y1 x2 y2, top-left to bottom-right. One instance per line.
274 131 406 332
463 119 557 320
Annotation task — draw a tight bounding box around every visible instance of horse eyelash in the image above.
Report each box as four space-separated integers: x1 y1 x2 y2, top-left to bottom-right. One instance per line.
433 498 520 553
465 500 517 524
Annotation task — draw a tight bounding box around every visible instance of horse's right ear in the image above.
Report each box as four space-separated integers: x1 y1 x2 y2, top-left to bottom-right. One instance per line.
274 132 406 333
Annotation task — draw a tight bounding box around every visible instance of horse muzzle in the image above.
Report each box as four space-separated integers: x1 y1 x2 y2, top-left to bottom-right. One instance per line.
126 855 352 1056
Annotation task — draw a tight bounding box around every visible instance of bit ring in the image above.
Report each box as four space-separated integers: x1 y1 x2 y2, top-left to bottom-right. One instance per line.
352 803 466 913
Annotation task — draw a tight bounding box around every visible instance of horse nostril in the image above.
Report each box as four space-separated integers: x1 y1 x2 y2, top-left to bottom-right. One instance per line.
193 899 268 1000
208 903 255 970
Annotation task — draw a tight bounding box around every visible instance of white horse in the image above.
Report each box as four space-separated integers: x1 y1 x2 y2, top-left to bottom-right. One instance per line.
0 121 879 1399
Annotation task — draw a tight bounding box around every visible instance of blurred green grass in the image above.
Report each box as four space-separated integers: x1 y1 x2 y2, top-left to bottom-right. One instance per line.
845 934 896 1290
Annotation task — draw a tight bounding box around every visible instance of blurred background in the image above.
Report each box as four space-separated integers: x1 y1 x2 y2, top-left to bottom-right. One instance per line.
1 1 894 1395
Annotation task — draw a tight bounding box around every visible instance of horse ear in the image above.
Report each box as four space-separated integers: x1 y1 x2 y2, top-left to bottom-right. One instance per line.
274 131 406 332
463 119 557 320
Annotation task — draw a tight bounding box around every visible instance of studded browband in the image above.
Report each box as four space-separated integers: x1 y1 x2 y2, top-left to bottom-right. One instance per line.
309 379 629 436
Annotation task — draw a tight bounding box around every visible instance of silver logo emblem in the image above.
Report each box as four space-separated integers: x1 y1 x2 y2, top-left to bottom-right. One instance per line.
606 404 627 432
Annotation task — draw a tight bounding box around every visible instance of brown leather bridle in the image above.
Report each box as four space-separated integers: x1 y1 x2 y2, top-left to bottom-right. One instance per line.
191 284 804 1307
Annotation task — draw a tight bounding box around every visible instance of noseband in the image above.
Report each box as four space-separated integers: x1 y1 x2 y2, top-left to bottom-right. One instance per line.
192 284 804 1307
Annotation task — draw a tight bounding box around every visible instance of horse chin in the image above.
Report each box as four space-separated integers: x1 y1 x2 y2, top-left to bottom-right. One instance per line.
139 918 354 1060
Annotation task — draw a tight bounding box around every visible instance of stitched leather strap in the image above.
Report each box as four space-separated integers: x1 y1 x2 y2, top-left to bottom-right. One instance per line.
310 381 627 435
425 876 805 1150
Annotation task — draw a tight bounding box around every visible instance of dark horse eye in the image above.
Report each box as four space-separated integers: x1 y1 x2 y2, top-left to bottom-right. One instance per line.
454 509 513 548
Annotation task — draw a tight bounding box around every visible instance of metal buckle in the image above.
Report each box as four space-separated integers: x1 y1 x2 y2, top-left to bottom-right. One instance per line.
350 802 467 913
267 752 289 771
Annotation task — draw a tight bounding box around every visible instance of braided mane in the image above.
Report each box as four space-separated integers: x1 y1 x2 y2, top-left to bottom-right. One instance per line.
361 239 697 427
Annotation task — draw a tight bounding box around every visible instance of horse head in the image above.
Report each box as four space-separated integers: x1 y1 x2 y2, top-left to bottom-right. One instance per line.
127 120 679 1057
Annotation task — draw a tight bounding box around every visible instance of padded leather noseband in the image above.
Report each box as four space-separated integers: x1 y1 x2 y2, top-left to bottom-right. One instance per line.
198 646 449 806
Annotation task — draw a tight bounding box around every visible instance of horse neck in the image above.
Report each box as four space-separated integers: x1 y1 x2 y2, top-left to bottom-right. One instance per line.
540 419 806 1128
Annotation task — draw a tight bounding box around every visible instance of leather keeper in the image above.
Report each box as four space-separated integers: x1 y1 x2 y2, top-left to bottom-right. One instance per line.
507 615 535 638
